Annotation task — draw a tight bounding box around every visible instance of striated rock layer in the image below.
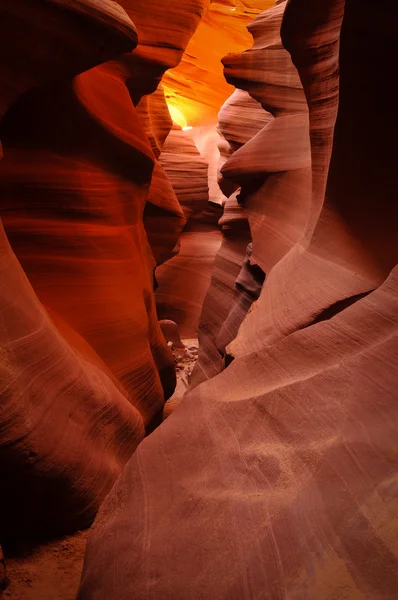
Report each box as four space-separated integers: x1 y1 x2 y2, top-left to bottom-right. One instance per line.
0 0 207 540
0 0 138 119
0 0 140 541
163 0 274 126
0 65 176 426
193 0 310 385
159 126 209 221
155 225 223 338
189 191 253 384
155 126 223 337
117 0 210 269
78 1 398 598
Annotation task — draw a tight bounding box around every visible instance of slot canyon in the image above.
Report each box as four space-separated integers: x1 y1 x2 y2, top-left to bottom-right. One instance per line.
1 0 398 598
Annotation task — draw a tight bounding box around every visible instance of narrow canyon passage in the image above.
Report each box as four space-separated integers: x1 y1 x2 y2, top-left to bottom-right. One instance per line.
1 1 398 599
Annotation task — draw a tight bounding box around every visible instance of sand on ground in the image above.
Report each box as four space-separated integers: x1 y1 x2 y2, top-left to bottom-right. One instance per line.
1 530 88 600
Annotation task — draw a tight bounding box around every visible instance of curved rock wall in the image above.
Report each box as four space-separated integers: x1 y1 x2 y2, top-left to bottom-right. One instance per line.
0 0 137 119
138 88 186 268
155 126 223 337
193 0 307 385
0 64 174 425
78 1 398 598
163 0 274 126
159 127 209 221
0 0 207 540
119 0 210 270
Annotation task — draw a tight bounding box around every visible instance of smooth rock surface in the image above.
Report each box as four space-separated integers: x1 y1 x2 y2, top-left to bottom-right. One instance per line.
0 0 143 541
78 1 398 598
163 0 274 126
155 125 223 337
0 0 205 540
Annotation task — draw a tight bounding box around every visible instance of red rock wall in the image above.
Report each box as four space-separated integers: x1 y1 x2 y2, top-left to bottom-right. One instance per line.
154 126 223 337
189 191 253 384
0 65 175 424
0 0 207 540
192 0 308 385
119 0 211 270
163 0 274 126
159 127 209 221
78 1 398 598
0 0 140 541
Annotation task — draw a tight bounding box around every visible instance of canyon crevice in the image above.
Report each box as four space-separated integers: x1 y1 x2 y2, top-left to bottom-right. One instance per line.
1 1 397 599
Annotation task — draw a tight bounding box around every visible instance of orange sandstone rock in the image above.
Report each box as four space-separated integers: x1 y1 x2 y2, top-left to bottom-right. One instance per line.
0 0 207 540
78 1 398 598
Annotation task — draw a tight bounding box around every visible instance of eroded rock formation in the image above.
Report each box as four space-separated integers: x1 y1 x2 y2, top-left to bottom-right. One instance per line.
155 126 223 337
78 1 398 598
163 0 274 126
193 0 309 385
0 0 207 540
159 127 209 221
1 0 398 596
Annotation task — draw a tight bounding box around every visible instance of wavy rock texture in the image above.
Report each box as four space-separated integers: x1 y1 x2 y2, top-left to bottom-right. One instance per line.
144 160 186 266
116 0 210 101
159 127 209 220
221 1 311 274
115 1 211 269
0 0 137 119
0 0 207 540
155 224 223 338
136 85 172 157
192 0 310 386
108 1 210 269
0 219 143 539
189 190 253 385
0 0 141 541
155 126 223 337
191 89 269 386
219 88 272 153
163 0 274 126
137 86 186 267
0 64 175 428
78 1 398 598
148 0 274 337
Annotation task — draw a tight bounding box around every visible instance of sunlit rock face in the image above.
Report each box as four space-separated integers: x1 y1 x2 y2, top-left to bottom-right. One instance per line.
112 0 211 102
114 0 210 270
159 127 209 221
151 0 275 340
78 1 398 598
0 0 206 540
163 0 274 127
137 87 187 268
114 0 214 272
155 0 275 330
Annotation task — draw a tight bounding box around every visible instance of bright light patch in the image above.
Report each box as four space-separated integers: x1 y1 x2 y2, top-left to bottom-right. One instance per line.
166 102 187 128
182 126 193 131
